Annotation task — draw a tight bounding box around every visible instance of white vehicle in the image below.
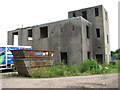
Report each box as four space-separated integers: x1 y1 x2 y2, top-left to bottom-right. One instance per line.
0 45 31 71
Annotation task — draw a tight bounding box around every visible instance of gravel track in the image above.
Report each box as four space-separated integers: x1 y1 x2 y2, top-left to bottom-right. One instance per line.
1 73 119 88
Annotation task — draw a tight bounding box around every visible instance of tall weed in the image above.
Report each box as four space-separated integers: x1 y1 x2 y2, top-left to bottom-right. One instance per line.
80 58 101 74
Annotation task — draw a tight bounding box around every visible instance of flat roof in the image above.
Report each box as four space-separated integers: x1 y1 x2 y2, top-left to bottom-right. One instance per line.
8 16 92 32
35 16 91 26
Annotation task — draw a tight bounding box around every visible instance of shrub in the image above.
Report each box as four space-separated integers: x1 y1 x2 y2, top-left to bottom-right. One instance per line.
80 58 101 74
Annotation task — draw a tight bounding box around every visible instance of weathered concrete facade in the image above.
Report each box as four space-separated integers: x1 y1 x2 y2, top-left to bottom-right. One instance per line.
8 5 111 65
8 17 92 65
68 5 111 63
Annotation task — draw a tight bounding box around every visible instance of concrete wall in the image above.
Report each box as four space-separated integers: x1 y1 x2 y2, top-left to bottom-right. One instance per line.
21 28 33 46
8 31 13 45
32 17 92 65
68 5 111 63
8 28 33 46
102 7 111 63
8 29 22 45
81 18 93 61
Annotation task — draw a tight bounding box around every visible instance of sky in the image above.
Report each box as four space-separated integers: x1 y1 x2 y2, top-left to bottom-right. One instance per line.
0 0 119 51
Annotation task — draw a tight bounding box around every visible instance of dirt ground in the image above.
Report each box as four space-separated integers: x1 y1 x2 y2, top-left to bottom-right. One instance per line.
1 73 119 88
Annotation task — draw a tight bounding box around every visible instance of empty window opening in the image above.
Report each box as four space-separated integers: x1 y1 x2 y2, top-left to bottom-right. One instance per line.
96 28 100 38
28 29 33 40
95 8 99 16
96 54 103 64
107 35 109 43
82 11 87 20
61 52 68 65
73 12 76 17
28 29 32 37
52 30 53 34
13 32 18 45
61 28 63 32
105 12 107 21
87 52 90 59
40 26 48 38
86 26 89 39
73 26 74 30
98 47 101 49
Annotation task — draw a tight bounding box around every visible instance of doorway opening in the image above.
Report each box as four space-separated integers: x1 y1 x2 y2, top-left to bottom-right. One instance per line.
12 32 18 45
96 54 103 64
61 52 68 65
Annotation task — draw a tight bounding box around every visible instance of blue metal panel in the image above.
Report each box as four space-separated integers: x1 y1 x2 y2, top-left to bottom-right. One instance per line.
0 46 31 65
20 47 31 50
0 47 6 64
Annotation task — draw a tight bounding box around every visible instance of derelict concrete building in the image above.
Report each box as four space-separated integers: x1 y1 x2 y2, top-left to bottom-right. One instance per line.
8 5 111 65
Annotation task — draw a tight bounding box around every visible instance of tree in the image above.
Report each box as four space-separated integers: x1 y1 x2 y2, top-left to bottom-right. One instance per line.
113 49 120 59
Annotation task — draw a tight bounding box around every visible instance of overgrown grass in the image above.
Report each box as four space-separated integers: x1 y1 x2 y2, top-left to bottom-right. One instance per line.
101 61 119 74
30 62 82 78
30 59 119 78
2 59 119 78
1 73 19 77
80 59 119 75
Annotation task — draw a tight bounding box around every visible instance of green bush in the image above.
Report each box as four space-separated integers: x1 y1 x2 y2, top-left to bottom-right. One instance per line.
80 58 101 74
